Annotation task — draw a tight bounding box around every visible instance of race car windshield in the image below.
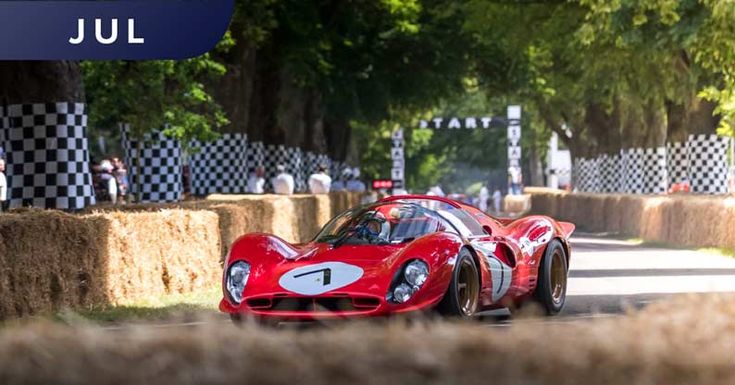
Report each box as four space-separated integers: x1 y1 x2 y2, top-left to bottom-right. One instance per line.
315 203 449 245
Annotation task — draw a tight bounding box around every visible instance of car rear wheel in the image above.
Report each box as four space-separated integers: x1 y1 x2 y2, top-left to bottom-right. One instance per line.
438 248 480 317
533 239 568 315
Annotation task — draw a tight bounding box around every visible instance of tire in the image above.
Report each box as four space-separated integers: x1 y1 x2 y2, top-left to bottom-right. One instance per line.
533 239 568 315
438 248 480 317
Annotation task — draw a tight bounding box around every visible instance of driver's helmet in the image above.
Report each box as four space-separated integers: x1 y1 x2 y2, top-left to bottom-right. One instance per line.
361 210 390 241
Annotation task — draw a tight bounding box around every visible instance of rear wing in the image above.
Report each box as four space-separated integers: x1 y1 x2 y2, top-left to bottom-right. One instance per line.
559 222 575 239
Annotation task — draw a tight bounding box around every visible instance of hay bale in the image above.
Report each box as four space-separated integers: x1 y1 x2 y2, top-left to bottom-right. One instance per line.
0 192 363 317
503 194 531 214
0 211 108 319
100 210 221 305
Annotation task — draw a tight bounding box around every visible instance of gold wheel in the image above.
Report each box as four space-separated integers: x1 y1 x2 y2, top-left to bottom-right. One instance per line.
550 249 566 306
457 258 480 315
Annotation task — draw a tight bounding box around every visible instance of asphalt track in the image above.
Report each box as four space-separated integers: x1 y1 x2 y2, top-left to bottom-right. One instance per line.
103 233 735 330
482 233 735 325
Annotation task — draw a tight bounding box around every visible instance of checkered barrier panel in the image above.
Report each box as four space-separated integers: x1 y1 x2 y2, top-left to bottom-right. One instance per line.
0 106 6 154
247 141 266 169
599 154 623 193
121 125 183 202
687 134 729 194
667 141 688 186
621 148 644 194
288 147 306 192
189 133 248 196
573 157 599 192
641 147 667 194
1 103 96 210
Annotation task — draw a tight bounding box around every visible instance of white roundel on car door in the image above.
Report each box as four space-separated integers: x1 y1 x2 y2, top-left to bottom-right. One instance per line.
279 262 364 295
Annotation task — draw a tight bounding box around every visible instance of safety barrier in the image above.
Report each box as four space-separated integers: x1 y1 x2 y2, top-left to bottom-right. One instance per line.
526 187 735 248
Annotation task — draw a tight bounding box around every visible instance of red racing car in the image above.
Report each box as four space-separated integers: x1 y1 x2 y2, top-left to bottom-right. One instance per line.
220 195 575 322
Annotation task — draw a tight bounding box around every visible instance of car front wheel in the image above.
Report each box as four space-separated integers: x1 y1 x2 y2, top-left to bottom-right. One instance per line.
438 248 480 317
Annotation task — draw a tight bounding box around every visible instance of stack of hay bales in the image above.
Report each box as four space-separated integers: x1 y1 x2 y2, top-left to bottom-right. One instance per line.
526 187 735 249
0 192 361 318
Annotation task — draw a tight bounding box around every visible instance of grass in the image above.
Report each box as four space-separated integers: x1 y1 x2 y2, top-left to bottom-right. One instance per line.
55 288 222 324
622 236 735 258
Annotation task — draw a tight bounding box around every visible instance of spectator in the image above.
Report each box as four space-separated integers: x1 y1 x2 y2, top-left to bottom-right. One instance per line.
112 157 129 203
346 167 366 192
99 159 118 204
331 168 350 192
0 158 7 212
478 184 489 212
492 188 503 213
427 184 445 197
247 166 266 194
508 166 522 195
308 164 332 194
272 164 295 195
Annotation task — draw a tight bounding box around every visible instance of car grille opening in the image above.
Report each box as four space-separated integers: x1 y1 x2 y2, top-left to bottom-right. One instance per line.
246 294 381 313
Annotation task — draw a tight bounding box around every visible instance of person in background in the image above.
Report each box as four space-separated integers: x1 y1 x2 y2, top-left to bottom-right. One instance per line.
99 159 118 204
308 164 332 194
247 166 266 194
331 168 350 192
346 167 366 192
0 158 7 212
272 164 295 195
112 157 129 203
478 184 489 212
427 184 445 197
508 166 522 195
492 188 503 213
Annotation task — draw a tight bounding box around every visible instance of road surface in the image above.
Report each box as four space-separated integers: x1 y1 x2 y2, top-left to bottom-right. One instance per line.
561 233 735 315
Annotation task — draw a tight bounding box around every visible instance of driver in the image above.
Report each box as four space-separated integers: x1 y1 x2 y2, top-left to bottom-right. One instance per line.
360 210 390 243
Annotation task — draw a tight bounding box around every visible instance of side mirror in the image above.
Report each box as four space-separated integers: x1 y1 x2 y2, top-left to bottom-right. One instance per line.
482 225 493 236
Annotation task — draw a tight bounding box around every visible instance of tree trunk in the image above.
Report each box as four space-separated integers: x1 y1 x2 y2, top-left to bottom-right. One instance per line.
248 47 280 144
0 61 84 104
324 118 351 161
211 44 256 135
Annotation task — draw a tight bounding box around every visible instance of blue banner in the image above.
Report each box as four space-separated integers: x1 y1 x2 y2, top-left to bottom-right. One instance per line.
0 0 234 59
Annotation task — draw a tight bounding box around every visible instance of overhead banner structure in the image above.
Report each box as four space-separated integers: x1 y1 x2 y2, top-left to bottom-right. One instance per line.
418 116 506 130
391 128 405 189
507 105 522 168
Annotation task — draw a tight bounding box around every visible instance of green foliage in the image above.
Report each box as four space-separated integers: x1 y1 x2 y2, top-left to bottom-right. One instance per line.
82 33 234 144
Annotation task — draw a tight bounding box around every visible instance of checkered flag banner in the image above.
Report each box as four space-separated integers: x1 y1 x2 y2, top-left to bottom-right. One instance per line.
120 125 183 203
687 134 729 194
0 106 6 155
189 133 248 196
574 137 730 195
573 157 599 193
0 103 96 210
667 141 688 186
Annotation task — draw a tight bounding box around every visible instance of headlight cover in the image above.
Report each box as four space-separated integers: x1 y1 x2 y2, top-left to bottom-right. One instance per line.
226 261 251 305
388 260 429 304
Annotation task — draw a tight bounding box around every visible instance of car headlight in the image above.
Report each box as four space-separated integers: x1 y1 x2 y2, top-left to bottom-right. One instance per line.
404 260 429 286
388 260 429 304
226 261 251 304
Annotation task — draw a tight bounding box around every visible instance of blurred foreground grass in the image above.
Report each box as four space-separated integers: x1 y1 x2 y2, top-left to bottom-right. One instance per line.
1 294 735 384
